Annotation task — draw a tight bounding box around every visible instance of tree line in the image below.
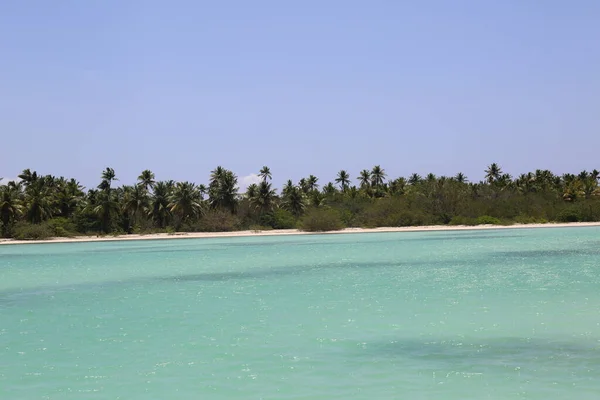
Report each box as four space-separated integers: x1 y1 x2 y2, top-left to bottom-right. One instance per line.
1 164 599 239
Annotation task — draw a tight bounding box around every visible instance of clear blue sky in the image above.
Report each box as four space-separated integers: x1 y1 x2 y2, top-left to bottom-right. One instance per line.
1 1 599 190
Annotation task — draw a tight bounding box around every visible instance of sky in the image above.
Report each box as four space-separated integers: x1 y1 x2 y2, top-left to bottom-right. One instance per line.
1 0 599 190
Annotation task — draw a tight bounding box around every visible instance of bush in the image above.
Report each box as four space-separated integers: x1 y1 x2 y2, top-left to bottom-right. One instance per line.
475 215 502 225
12 222 54 240
193 210 241 232
556 208 581 223
271 209 297 229
448 216 477 226
45 218 77 237
395 210 432 226
300 208 345 232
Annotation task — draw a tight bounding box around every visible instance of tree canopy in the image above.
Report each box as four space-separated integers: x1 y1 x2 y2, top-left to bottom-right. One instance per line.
1 164 599 239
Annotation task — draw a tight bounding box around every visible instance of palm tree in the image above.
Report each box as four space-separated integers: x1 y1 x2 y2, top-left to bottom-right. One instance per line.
137 170 155 191
98 167 118 191
198 184 207 200
370 165 386 187
322 182 337 196
123 184 150 226
496 173 513 190
335 170 351 191
245 183 258 199
281 180 295 197
210 166 227 187
250 181 277 214
169 182 204 227
298 178 309 194
408 173 422 185
485 163 502 184
259 166 272 182
23 182 54 224
149 181 173 228
208 167 238 213
281 185 306 216
307 175 319 192
55 178 84 218
389 177 407 196
358 170 371 189
92 190 120 233
18 169 39 186
0 185 23 236
454 172 467 183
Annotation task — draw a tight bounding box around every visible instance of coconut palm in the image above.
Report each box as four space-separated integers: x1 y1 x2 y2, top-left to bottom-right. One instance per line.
298 178 309 194
281 185 306 216
0 185 23 236
485 163 502 184
198 184 207 199
18 169 39 186
281 180 295 197
249 181 277 214
322 182 337 196
98 167 118 191
259 166 272 182
454 172 467 183
408 173 422 185
137 170 155 191
208 167 238 213
123 184 150 226
335 170 351 191
169 182 204 226
389 177 407 195
358 170 371 189
92 190 120 233
370 165 386 187
55 178 84 218
210 166 226 187
149 181 173 228
23 182 54 224
245 183 258 199
307 175 319 192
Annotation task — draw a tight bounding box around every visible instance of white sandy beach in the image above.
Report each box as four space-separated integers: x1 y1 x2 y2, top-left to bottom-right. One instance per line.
1 222 599 245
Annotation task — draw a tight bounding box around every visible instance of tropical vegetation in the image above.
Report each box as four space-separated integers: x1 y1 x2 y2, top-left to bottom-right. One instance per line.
1 164 599 239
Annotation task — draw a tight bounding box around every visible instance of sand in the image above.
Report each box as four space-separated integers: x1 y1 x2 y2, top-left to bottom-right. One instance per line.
1 222 599 245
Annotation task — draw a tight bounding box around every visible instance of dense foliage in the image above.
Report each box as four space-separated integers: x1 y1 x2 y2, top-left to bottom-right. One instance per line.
1 164 599 238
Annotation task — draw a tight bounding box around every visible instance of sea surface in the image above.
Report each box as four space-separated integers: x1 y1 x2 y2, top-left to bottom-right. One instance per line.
1 227 599 399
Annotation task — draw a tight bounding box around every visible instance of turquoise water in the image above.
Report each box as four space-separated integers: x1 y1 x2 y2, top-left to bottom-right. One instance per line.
1 227 599 399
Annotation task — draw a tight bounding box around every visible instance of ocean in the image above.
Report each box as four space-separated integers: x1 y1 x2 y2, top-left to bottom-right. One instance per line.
1 227 599 399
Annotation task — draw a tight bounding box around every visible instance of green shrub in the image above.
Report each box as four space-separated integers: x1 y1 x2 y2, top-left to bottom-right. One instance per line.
395 210 432 226
556 208 581 223
300 208 345 232
194 210 241 232
475 215 502 225
12 222 54 240
271 209 297 229
448 216 477 226
45 218 77 237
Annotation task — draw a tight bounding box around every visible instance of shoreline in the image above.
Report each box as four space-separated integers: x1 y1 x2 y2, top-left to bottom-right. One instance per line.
1 222 599 246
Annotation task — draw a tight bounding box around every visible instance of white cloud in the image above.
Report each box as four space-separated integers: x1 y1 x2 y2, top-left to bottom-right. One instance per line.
238 173 261 192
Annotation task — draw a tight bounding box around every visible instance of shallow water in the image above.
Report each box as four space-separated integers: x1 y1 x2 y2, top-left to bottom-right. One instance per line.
1 227 599 399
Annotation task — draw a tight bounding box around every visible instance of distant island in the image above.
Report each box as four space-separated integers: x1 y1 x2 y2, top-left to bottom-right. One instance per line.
1 164 599 241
